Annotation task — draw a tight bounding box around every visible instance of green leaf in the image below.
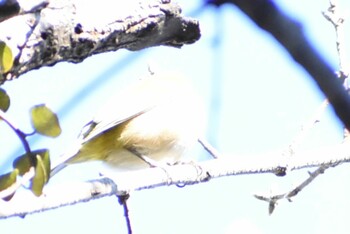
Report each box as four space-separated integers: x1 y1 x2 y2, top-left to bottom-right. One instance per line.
13 149 51 196
0 41 13 73
30 152 50 196
34 149 50 183
0 170 18 201
30 104 62 137
0 88 10 112
0 170 17 191
13 152 34 176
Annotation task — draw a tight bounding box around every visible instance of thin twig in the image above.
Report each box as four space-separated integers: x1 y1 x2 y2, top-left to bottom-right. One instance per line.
254 164 334 215
323 0 349 78
117 194 132 234
286 99 329 156
285 165 332 199
198 137 221 159
0 109 32 157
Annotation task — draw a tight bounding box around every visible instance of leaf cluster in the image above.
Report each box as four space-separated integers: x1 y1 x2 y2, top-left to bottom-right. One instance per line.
0 87 61 200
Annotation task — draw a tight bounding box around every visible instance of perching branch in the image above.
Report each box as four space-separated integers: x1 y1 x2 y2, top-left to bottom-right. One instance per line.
2 142 350 219
0 0 200 82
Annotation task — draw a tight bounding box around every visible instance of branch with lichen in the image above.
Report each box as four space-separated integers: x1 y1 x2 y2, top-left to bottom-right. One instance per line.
0 0 200 82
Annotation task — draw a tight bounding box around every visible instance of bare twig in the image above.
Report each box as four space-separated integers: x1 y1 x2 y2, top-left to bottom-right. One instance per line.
117 194 132 234
286 99 329 156
198 137 221 159
266 98 329 211
285 165 332 199
254 164 334 215
323 0 349 78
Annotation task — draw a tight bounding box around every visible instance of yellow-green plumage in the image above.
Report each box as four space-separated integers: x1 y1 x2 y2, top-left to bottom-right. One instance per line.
51 73 205 175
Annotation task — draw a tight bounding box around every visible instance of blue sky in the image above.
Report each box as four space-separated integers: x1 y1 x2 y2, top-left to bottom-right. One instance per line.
1 0 350 233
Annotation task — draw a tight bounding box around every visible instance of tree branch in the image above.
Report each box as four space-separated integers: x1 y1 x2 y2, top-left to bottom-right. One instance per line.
210 0 350 130
2 142 350 219
257 1 350 212
0 0 200 82
255 164 334 215
323 0 349 78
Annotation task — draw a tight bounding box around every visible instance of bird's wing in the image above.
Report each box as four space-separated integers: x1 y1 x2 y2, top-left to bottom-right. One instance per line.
79 105 155 143
78 75 174 143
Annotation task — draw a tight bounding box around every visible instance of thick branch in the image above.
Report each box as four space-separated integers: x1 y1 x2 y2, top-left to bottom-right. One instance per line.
1 143 350 219
0 0 200 82
211 0 350 130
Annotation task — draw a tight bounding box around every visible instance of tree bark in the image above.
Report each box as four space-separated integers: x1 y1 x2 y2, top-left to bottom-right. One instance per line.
0 0 200 83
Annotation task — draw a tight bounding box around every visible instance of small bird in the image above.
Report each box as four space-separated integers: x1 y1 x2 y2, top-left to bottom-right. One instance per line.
51 72 205 177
